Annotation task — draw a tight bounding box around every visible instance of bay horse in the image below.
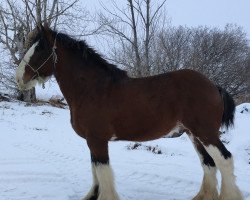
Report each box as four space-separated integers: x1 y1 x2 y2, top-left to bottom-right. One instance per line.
16 25 243 200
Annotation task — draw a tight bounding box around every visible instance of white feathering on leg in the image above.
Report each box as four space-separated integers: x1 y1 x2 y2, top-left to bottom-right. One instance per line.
204 145 243 200
95 164 119 200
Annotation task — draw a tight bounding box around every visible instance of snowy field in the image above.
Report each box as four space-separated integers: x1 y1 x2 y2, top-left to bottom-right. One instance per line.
0 98 249 200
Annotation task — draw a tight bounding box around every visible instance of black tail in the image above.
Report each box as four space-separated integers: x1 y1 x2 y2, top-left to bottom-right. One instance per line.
217 86 236 129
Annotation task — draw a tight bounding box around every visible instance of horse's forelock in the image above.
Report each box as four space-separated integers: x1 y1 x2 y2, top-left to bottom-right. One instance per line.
24 29 40 49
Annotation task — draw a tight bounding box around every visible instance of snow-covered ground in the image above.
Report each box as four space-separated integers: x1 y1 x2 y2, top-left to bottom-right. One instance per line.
0 98 249 200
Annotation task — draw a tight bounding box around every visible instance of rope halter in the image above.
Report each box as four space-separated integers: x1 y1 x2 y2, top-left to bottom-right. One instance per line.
22 33 58 88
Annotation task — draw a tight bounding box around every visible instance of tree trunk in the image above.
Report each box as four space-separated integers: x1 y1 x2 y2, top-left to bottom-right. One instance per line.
18 88 37 102
144 0 150 76
128 0 142 77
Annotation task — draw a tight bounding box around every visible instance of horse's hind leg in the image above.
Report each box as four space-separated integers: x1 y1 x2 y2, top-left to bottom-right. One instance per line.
84 138 119 200
200 137 243 200
188 135 219 200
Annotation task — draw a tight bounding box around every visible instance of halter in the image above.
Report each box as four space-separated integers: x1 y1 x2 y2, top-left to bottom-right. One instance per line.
22 34 58 88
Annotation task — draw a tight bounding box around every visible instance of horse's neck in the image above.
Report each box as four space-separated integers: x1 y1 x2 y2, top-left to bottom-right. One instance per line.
53 51 111 105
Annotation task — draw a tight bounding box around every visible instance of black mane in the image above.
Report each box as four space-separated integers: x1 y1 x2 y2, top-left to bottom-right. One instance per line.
49 29 128 80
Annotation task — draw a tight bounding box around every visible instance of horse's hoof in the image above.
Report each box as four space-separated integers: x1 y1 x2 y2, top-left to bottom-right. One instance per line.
83 194 98 200
83 197 98 200
218 195 244 200
82 185 99 200
97 192 120 200
192 194 219 200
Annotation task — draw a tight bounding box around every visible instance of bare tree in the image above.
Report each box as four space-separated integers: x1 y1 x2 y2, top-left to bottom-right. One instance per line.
0 0 95 101
150 26 192 74
98 0 167 77
186 25 249 98
98 0 249 99
245 51 250 102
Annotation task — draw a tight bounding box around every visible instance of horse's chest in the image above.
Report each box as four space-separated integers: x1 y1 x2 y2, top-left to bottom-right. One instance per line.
70 109 88 138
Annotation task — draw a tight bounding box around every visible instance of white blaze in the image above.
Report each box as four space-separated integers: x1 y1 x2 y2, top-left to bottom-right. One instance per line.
16 41 39 90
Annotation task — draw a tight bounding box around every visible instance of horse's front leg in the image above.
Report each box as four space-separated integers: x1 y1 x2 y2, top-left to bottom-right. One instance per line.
83 160 99 200
83 138 119 200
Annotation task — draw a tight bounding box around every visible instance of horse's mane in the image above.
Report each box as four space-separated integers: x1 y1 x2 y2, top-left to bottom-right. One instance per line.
48 29 128 80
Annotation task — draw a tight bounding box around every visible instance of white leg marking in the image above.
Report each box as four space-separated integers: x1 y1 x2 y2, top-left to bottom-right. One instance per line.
83 164 99 200
95 164 119 200
189 135 218 200
193 165 218 200
204 145 243 200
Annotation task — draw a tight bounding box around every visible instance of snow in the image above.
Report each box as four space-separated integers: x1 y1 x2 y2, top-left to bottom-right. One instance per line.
35 78 63 101
0 99 250 200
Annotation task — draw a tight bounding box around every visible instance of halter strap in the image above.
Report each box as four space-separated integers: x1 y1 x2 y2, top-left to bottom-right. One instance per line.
24 33 58 85
52 33 58 68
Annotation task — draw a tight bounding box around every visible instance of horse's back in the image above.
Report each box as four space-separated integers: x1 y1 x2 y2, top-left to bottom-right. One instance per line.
118 69 222 113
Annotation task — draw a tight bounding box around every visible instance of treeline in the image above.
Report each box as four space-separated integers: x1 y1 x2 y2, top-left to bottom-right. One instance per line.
97 0 250 102
142 25 249 99
0 0 249 102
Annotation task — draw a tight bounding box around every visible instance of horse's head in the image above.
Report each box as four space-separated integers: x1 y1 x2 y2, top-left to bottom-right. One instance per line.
16 25 56 90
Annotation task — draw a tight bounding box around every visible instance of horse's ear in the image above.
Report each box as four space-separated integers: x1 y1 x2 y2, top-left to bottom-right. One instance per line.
37 23 42 30
37 23 50 38
36 23 45 34
38 22 51 35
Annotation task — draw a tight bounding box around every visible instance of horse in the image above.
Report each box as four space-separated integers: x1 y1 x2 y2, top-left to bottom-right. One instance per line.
16 25 243 200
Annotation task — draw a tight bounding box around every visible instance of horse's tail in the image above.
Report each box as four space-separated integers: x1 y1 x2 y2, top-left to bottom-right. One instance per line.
217 85 236 129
